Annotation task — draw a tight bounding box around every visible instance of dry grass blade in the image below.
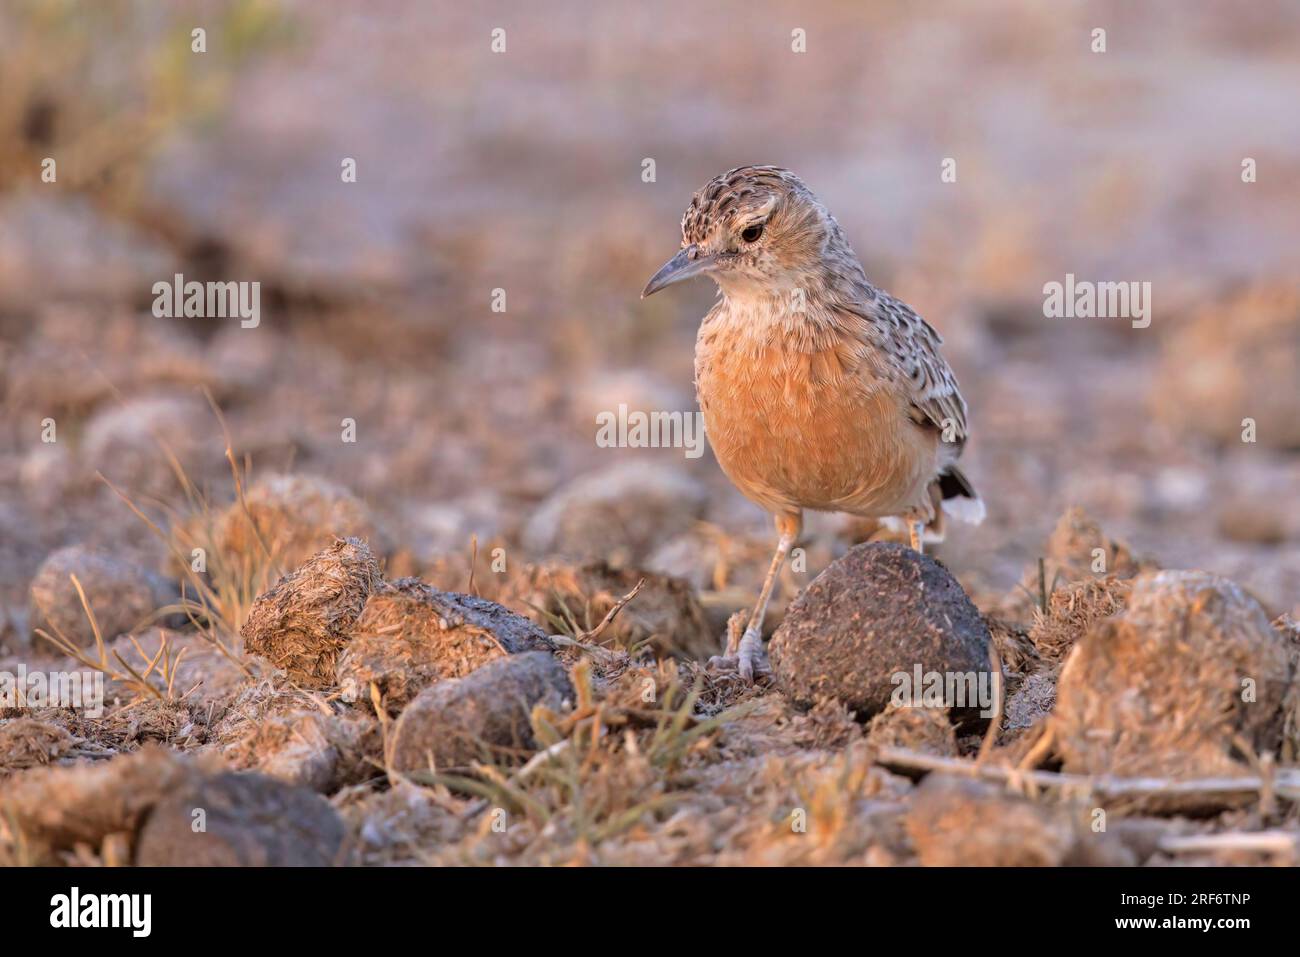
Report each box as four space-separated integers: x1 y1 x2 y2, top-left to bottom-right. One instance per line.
975 637 1003 764
575 578 644 644
33 577 169 701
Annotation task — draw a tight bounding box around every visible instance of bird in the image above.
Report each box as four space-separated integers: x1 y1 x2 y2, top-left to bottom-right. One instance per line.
642 166 983 682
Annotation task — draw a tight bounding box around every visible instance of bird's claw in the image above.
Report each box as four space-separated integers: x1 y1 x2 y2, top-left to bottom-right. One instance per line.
706 626 771 684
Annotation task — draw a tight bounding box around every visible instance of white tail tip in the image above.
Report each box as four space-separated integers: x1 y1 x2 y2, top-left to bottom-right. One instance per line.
941 495 986 525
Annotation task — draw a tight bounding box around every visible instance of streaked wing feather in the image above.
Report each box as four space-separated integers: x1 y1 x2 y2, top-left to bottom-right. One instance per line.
837 291 968 450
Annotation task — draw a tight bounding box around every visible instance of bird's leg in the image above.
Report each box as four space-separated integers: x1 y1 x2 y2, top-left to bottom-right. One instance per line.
908 520 924 554
711 512 801 682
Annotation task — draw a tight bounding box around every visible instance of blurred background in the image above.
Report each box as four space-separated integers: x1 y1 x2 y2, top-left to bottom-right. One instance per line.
2 0 1298 646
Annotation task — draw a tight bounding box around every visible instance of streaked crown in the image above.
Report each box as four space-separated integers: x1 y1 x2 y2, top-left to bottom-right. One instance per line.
677 166 853 292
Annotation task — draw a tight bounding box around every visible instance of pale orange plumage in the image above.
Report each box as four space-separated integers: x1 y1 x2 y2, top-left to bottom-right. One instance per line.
643 166 982 680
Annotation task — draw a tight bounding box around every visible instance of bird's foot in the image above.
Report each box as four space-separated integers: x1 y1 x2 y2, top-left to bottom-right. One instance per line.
707 626 771 684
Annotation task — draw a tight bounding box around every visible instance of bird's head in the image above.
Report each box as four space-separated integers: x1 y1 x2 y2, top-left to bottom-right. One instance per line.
642 166 842 300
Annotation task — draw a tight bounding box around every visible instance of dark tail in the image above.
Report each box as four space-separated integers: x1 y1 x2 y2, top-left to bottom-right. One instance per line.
936 466 985 525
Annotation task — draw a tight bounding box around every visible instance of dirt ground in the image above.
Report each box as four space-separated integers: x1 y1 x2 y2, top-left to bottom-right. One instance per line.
2 1 1299 866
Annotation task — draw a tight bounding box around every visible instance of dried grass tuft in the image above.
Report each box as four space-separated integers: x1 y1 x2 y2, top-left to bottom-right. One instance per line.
240 537 382 688
1029 575 1132 667
214 472 382 572
504 561 715 660
0 718 75 778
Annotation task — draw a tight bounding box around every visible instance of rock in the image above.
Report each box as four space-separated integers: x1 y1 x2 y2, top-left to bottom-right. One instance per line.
389 652 572 775
572 369 692 434
1152 284 1300 449
19 444 75 510
337 578 553 709
522 462 708 564
769 543 992 724
1002 672 1058 733
645 531 727 593
5 307 218 419
231 713 341 792
1055 570 1292 779
646 527 816 634
399 494 503 563
215 709 380 794
215 473 382 572
905 775 1132 867
135 772 346 866
0 747 214 862
1216 496 1287 546
906 775 1073 866
240 538 382 688
29 545 179 648
502 561 715 660
0 194 175 309
81 392 214 494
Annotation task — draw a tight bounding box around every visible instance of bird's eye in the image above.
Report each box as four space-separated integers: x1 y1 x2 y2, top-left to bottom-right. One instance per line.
740 223 764 243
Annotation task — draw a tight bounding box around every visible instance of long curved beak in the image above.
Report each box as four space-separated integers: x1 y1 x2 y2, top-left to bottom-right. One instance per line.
641 245 712 298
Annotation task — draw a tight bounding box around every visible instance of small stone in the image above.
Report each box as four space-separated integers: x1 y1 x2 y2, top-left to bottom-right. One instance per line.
769 542 992 724
1217 496 1287 546
81 392 213 494
1151 284 1300 448
865 704 958 757
337 578 553 709
389 652 572 775
0 747 212 861
29 545 178 648
215 707 381 794
906 775 1075 866
135 771 346 866
522 462 709 564
1002 672 1058 733
905 775 1132 866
